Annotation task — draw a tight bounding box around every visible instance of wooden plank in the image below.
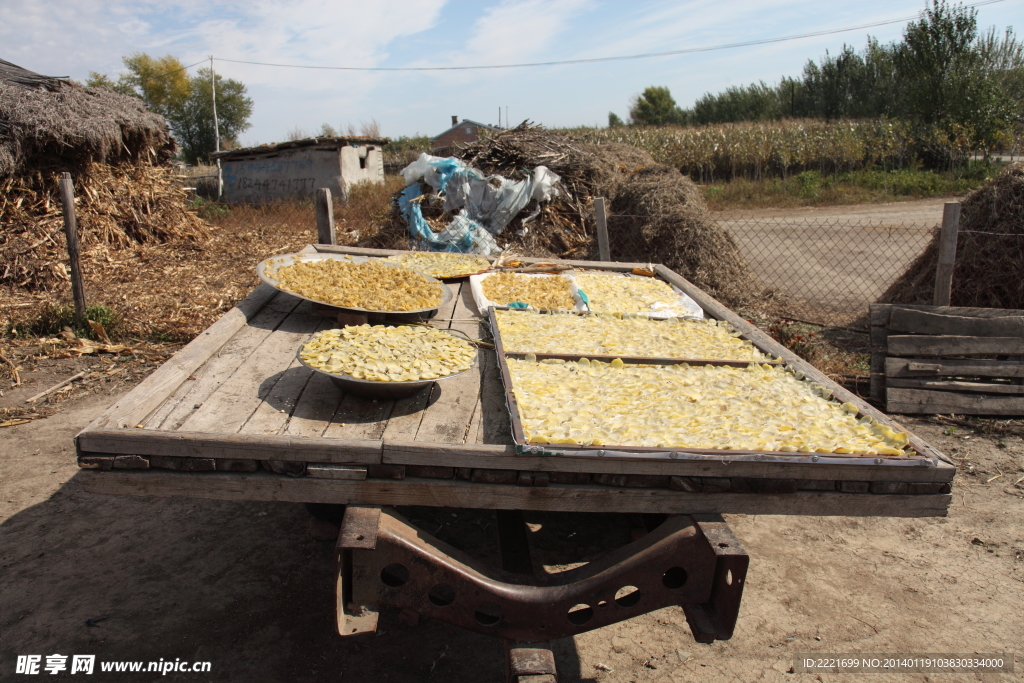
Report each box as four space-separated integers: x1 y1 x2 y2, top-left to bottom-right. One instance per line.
284 372 343 438
177 304 323 434
885 378 1024 395
322 394 393 441
653 264 953 466
871 303 1024 321
79 470 952 517
315 187 335 246
870 351 886 402
313 244 651 272
594 197 610 261
236 318 335 436
146 293 303 430
886 356 1024 379
933 202 960 307
887 388 1024 415
412 284 482 445
466 348 512 446
59 173 86 323
889 307 1024 337
77 428 382 464
379 282 464 442
79 284 279 433
307 464 367 480
381 442 954 483
887 335 1024 357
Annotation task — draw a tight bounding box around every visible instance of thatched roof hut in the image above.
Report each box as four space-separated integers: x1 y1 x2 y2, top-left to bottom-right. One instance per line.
0 58 175 177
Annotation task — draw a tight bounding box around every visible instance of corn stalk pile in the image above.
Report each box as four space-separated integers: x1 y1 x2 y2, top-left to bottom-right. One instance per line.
1 162 207 291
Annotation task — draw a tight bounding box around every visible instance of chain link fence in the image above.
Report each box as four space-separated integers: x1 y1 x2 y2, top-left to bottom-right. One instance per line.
608 213 936 327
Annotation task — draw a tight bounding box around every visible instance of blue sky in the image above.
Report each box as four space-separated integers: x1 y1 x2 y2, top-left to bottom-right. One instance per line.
1 0 1019 146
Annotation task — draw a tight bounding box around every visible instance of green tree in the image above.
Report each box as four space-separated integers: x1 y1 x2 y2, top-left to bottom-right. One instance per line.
85 71 135 96
693 81 784 123
629 86 687 126
118 53 192 117
608 112 625 128
169 67 254 164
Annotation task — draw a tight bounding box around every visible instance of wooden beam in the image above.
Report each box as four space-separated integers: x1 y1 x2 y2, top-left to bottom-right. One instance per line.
58 172 86 324
887 388 1024 415
871 303 1024 321
594 197 610 262
78 470 952 517
381 441 954 483
315 187 335 246
888 307 1024 337
933 202 960 307
885 378 1024 394
886 356 1024 379
77 284 282 433
77 428 383 464
887 335 1024 357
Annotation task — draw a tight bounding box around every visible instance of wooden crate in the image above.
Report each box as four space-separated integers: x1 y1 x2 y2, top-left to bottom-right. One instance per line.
870 304 1024 415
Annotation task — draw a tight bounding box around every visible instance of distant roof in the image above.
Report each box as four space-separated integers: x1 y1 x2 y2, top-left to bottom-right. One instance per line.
430 119 500 142
212 135 390 161
0 58 68 91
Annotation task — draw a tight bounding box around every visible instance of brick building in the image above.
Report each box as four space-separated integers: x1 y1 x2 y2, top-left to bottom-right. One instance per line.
430 116 500 151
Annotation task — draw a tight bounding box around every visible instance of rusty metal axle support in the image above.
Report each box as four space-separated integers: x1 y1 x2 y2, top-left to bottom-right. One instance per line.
335 506 747 644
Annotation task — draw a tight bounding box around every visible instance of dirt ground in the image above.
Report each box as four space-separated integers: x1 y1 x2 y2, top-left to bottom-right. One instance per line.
1 354 1023 682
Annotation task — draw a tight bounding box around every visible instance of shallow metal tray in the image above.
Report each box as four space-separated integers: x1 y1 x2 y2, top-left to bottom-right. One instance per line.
257 252 453 317
295 340 479 401
487 307 932 465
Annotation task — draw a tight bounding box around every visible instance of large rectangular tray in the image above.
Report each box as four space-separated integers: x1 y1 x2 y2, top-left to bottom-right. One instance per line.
487 307 934 467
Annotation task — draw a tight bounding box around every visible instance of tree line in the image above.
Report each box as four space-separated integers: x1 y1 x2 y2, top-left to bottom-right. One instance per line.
613 1 1024 155
88 54 253 165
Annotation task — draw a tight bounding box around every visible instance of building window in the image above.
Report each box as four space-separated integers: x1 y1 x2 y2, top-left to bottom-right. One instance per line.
465 127 473 134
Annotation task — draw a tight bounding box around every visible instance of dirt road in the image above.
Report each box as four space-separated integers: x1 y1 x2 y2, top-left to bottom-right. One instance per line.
715 199 949 322
2 384 1022 682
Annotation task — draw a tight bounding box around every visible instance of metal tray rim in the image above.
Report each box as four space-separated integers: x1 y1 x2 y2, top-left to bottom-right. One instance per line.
257 252 453 315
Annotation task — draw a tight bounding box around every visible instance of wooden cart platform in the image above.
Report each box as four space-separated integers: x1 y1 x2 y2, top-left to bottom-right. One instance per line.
77 246 953 517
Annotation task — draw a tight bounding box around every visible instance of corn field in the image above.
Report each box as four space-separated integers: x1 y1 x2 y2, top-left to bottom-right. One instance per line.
565 119 997 182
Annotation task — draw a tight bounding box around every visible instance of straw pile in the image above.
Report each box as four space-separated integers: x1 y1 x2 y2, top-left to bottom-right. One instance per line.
878 163 1024 309
608 164 760 306
0 73 174 176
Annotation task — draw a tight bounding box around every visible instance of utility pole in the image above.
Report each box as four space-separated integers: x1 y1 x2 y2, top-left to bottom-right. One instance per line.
210 55 223 200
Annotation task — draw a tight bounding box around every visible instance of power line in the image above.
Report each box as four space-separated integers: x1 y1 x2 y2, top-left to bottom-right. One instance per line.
215 0 1009 73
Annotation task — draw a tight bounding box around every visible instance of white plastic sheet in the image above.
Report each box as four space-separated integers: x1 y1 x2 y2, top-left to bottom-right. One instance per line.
398 154 560 254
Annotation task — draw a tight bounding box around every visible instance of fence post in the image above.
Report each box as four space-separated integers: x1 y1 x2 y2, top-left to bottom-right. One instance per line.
933 202 960 307
58 172 87 325
316 188 335 245
594 197 610 262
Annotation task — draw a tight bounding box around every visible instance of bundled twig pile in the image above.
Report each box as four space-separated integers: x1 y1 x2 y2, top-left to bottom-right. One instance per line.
879 163 1024 309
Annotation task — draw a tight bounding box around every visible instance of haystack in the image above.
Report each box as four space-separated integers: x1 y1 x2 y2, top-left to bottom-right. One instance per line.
371 122 762 307
608 165 759 307
878 163 1024 309
0 59 205 291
